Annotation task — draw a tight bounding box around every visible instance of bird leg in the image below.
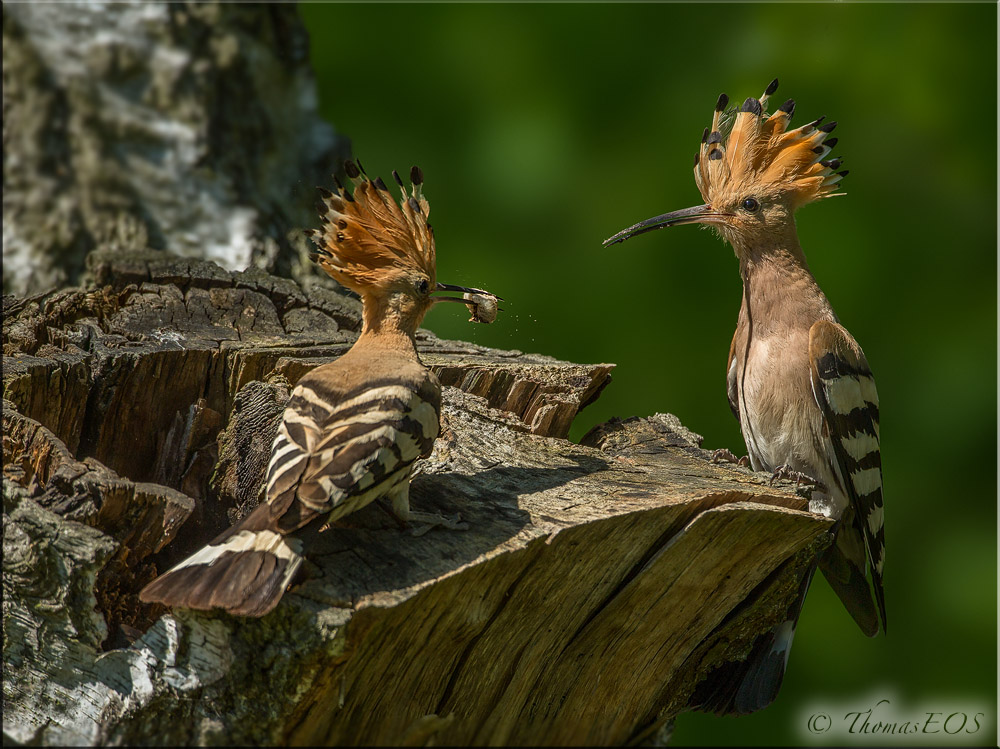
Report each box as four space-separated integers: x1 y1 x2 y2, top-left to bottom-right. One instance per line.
407 511 470 537
384 481 470 537
711 448 750 466
768 464 819 487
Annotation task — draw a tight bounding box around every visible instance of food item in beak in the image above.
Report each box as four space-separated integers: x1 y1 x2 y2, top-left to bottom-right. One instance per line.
463 292 499 323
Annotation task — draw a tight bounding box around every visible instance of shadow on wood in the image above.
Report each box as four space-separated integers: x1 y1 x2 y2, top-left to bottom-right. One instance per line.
3 252 832 746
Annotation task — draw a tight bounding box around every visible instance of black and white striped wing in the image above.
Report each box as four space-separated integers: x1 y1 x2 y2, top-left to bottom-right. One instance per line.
808 320 886 630
140 369 441 618
264 377 441 532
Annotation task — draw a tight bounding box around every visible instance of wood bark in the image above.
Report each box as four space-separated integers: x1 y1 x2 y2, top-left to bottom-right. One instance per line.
3 251 831 746
2 3 347 296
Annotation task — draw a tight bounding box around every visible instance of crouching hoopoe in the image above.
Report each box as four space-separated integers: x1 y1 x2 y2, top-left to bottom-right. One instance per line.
604 79 885 713
140 162 500 617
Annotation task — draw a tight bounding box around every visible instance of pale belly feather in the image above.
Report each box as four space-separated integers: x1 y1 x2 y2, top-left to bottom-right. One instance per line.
736 334 849 519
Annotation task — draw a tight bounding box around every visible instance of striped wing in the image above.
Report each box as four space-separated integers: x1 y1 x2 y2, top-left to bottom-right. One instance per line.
265 375 441 533
139 374 440 618
808 320 886 631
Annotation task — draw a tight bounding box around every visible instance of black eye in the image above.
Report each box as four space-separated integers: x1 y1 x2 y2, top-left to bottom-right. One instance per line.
416 278 430 294
741 197 760 212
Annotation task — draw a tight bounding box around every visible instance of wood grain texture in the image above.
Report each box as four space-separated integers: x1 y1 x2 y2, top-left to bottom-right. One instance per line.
3 252 831 746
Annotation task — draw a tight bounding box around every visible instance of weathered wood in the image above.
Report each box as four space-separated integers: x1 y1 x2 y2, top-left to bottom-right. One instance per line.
2 252 831 746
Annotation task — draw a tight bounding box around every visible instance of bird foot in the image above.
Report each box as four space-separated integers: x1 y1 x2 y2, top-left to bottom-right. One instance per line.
768 464 818 487
711 448 750 467
407 510 470 537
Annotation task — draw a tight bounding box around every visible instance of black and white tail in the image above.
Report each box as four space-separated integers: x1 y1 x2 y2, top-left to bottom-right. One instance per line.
139 504 304 618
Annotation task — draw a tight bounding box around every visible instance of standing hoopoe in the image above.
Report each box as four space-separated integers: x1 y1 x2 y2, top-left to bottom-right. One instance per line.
140 162 499 617
604 79 884 713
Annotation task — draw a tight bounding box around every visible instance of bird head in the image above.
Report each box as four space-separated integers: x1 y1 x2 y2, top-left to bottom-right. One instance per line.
309 162 496 335
603 79 846 253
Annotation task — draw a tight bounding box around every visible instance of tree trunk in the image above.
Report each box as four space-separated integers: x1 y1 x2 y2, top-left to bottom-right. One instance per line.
2 2 347 296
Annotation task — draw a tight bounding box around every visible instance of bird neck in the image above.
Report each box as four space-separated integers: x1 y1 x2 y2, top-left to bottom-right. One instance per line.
356 293 421 356
733 220 810 275
734 223 834 333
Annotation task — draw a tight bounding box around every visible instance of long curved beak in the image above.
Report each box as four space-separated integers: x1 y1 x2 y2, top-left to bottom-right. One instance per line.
602 204 727 247
431 282 503 304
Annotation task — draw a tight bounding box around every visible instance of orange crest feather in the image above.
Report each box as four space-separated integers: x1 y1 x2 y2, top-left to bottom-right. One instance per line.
308 162 436 292
694 80 846 209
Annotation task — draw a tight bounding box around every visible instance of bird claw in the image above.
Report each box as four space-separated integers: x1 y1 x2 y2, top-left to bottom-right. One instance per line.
407 511 470 537
711 448 749 467
768 464 818 487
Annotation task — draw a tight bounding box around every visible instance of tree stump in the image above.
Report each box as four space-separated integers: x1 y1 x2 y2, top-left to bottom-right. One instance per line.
3 251 832 746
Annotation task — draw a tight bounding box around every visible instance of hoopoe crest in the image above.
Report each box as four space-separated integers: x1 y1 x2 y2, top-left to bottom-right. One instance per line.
605 78 847 249
309 161 500 328
140 163 500 617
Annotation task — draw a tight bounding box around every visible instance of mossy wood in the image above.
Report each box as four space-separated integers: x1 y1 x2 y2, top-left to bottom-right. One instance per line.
3 252 830 746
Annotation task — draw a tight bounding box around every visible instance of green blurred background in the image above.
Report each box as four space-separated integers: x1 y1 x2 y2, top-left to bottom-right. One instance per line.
302 3 996 745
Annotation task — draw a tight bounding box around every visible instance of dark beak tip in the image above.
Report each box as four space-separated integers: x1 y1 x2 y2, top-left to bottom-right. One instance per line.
435 282 502 301
604 203 714 246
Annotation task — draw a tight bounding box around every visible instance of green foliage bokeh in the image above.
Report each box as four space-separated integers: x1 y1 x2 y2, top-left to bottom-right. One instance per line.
302 3 997 745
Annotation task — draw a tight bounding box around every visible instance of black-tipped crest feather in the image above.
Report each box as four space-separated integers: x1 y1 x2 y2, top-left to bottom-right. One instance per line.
692 81 847 208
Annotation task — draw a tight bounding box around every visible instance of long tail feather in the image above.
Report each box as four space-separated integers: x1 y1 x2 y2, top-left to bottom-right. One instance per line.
139 504 304 618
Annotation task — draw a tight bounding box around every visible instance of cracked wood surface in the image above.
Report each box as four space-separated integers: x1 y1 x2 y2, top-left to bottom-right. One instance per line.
2 252 831 746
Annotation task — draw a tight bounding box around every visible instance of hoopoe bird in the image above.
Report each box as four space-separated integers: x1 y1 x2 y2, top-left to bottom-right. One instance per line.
604 79 884 713
140 162 499 617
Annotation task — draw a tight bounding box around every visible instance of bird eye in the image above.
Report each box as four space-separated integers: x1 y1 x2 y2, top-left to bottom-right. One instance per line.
415 278 430 294
741 197 760 212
